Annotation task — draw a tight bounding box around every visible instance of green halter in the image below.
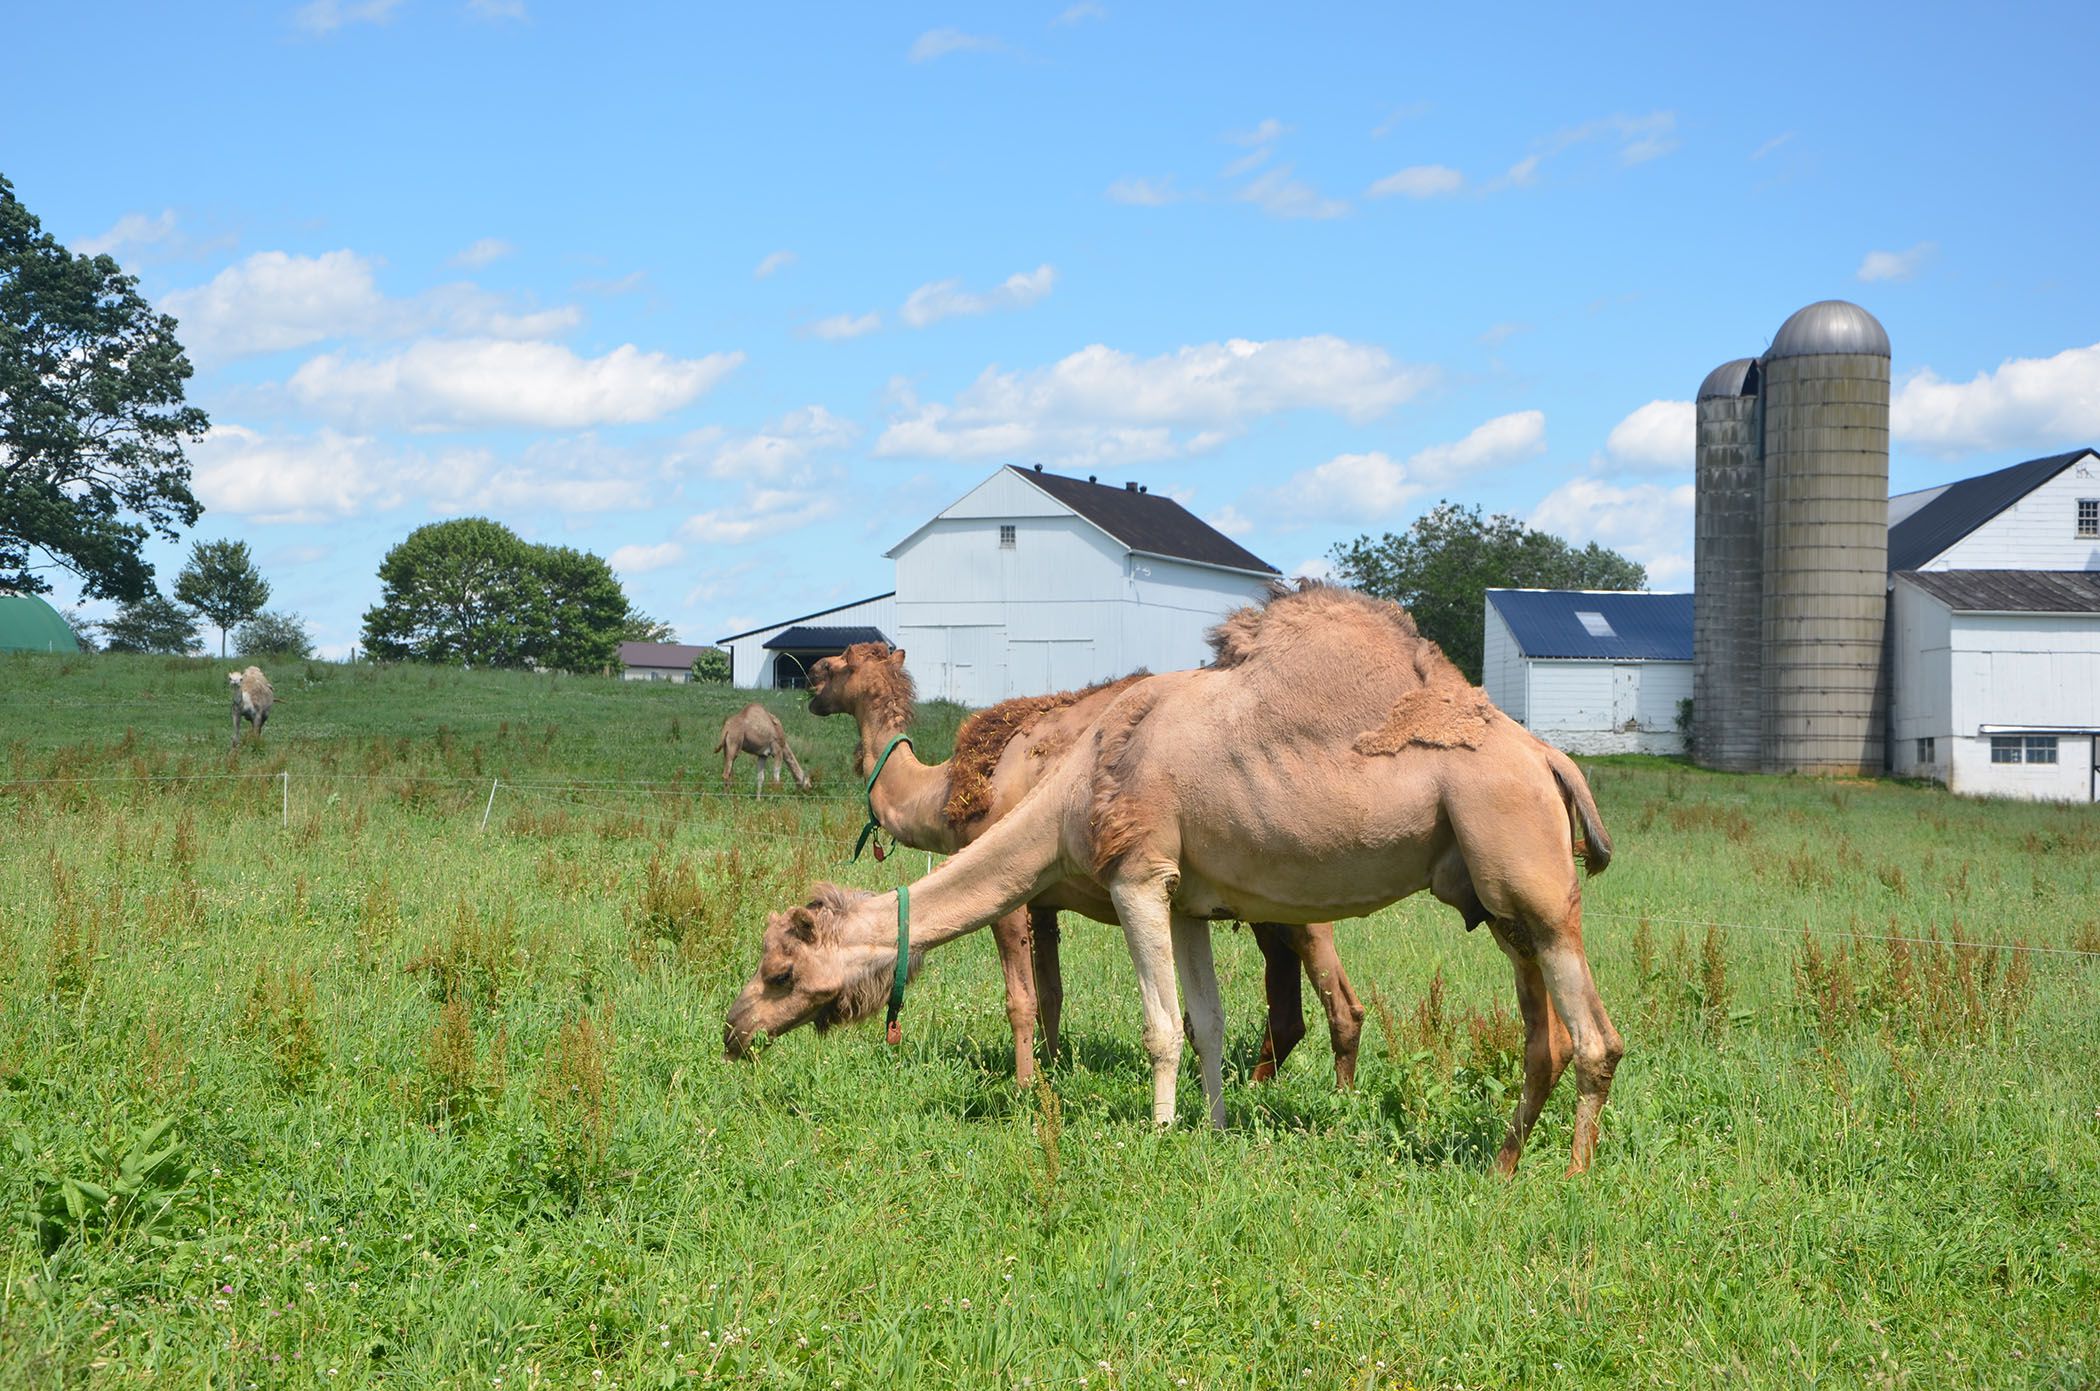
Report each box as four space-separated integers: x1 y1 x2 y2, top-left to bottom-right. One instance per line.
852 734 914 862
884 884 910 1045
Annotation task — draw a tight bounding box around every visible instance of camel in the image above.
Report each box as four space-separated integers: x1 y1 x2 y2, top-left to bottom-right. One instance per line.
228 667 273 750
715 703 810 796
804 641 1363 1088
727 583 1624 1176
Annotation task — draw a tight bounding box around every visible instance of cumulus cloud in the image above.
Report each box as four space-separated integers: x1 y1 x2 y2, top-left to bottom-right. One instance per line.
75 209 178 257
1603 399 1695 472
754 249 796 279
1892 342 2100 457
1409 409 1547 480
1256 410 1546 523
288 339 743 430
187 424 407 524
694 406 858 481
449 237 514 268
1368 164 1463 199
876 335 1433 465
900 265 1055 328
294 0 402 34
1528 477 1694 588
610 542 685 574
909 27 1002 61
808 311 882 340
1106 176 1180 207
1857 242 1936 283
680 488 838 544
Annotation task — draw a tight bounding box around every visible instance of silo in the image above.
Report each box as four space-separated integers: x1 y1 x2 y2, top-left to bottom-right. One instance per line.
1692 357 1763 772
1757 300 1890 775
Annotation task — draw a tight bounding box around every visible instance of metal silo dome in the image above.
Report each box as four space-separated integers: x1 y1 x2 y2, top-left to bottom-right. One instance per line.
1759 301 1890 775
1693 358 1764 772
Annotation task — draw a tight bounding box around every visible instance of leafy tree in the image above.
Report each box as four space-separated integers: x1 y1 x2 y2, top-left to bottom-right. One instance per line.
235 610 314 659
174 538 270 656
0 175 209 602
360 518 633 673
619 607 679 644
1330 501 1646 683
692 648 731 684
55 605 98 652
99 590 200 654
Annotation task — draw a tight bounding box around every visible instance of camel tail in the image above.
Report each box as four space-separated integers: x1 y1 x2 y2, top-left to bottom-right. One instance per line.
1546 747 1612 877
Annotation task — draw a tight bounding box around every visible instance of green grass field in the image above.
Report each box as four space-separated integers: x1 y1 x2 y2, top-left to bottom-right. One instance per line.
2 650 2096 1389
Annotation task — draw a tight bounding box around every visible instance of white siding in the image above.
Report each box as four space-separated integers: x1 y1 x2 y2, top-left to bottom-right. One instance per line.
1948 734 2095 802
1889 580 1954 780
1481 603 1525 722
1922 451 2100 571
724 593 897 690
1518 659 1690 755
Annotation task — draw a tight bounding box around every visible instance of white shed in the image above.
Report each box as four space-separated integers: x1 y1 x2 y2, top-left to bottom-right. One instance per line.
1888 570 2100 801
1483 589 1693 755
882 465 1280 706
717 592 896 690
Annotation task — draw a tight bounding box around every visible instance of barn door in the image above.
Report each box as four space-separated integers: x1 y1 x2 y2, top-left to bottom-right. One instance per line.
1611 664 1639 731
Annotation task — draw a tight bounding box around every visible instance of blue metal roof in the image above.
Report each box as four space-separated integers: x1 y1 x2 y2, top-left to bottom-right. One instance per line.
1487 589 1691 661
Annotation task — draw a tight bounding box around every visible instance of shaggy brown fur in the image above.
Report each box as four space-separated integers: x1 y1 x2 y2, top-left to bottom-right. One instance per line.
943 672 1149 828
1086 680 1167 876
1206 578 1427 671
1353 686 1496 754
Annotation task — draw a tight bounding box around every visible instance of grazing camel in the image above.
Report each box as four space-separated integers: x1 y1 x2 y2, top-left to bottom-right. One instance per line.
715 703 810 796
728 583 1623 1176
805 641 1363 1087
228 667 274 750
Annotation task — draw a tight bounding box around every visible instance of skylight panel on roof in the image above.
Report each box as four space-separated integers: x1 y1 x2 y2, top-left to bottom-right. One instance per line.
1575 611 1616 638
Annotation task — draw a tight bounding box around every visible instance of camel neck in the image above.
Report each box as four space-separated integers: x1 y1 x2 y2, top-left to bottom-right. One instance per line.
850 707 958 854
870 760 1073 955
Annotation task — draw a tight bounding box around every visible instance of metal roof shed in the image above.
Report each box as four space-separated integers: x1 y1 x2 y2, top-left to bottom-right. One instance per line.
1483 589 1691 756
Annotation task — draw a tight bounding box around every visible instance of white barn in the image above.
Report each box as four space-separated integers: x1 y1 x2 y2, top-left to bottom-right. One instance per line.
1885 448 2100 800
1483 589 1693 755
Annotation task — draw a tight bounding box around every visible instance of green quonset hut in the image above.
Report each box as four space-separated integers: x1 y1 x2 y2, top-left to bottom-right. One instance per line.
0 592 82 653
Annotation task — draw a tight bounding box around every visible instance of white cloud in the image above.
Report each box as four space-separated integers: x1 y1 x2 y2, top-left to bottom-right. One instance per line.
1857 242 1936 283
1206 504 1253 537
187 424 405 523
680 488 838 544
754 249 796 279
1107 176 1180 207
76 209 178 257
808 311 882 340
1528 477 1694 588
1603 399 1695 472
1236 167 1348 220
909 27 1002 61
288 339 743 430
449 237 514 268
610 542 685 574
1368 164 1463 199
1892 342 2100 457
876 335 1432 465
1288 554 1336 582
1408 409 1547 481
1256 411 1546 524
696 406 858 481
1053 1 1106 22
294 0 402 34
901 264 1055 328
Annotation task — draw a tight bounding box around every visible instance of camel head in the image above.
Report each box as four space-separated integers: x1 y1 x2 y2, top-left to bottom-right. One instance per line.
227 672 243 687
806 641 911 721
723 883 918 1058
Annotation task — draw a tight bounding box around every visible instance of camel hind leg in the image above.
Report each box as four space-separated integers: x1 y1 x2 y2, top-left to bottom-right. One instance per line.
1249 924 1305 1084
1029 908 1063 1064
1487 926 1573 1175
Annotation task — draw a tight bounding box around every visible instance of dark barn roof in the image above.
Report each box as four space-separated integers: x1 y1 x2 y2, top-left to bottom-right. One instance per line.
763 625 889 651
1887 449 2096 572
1011 466 1279 574
1897 569 2100 614
1487 589 1692 661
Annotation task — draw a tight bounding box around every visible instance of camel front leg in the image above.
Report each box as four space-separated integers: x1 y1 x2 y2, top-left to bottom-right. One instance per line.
989 909 1039 1085
1110 878 1182 1125
1249 923 1305 1083
1029 908 1063 1064
753 757 766 799
1171 914 1226 1129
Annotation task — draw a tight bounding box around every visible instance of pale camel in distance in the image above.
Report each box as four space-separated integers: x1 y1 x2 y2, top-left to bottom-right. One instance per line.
728 584 1624 1176
229 666 274 751
804 641 1363 1087
715 703 810 797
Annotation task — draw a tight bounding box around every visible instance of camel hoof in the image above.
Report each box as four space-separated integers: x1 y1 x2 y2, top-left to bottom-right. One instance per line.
1250 1060 1277 1084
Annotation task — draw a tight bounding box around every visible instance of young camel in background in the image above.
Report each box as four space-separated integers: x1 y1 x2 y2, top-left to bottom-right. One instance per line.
805 641 1363 1088
715 703 810 797
229 667 274 751
729 584 1623 1176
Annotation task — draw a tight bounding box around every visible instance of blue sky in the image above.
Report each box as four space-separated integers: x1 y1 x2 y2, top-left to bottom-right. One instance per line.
9 2 2100 656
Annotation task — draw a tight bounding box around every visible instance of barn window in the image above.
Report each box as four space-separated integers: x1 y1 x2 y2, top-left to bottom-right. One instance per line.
2025 735 2059 764
998 524 1017 548
1915 737 1934 765
2079 499 2099 537
1991 735 2059 764
1574 611 1615 638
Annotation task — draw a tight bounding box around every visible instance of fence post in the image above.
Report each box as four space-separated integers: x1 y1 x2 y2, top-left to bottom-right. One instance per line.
481 777 500 831
281 770 289 829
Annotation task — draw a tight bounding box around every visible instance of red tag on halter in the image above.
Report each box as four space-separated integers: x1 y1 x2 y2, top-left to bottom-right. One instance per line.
886 1020 902 1046
871 842 887 862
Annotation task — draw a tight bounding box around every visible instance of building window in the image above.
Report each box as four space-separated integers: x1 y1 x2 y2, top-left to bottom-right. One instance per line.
1574 611 1616 638
1991 735 2059 764
998 524 1016 548
1916 737 1934 765
2080 498 2099 538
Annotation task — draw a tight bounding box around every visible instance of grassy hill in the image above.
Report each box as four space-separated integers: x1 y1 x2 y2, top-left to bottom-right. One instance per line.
1 653 2096 1387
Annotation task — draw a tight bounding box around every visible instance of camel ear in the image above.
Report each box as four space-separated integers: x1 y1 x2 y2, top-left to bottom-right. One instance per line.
785 907 818 943
887 647 906 666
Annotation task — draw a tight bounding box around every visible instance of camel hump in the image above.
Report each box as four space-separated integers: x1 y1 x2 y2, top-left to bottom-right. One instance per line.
1352 686 1494 755
943 671 1149 829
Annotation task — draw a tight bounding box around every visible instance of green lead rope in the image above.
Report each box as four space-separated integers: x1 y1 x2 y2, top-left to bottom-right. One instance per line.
885 884 910 1045
852 734 914 862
